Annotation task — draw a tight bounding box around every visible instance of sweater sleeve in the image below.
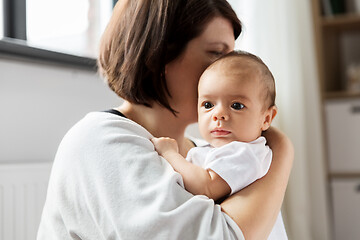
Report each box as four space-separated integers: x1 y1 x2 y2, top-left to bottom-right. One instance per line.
37 112 244 240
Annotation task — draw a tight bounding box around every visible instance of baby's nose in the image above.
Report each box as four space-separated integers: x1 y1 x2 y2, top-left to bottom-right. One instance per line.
212 107 229 121
213 115 226 121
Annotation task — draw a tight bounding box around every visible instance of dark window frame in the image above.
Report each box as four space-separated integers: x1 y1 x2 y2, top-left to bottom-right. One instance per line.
3 0 27 40
0 0 118 70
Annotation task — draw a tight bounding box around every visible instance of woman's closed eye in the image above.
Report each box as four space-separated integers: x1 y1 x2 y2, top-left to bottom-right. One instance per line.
231 102 245 110
208 50 224 58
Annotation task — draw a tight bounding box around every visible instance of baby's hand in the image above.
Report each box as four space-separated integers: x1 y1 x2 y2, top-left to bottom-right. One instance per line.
151 137 179 157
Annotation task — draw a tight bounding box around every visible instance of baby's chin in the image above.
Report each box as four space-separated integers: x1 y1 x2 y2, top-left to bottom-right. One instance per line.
208 139 233 148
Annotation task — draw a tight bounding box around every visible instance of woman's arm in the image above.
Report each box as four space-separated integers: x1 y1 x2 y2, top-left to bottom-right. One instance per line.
151 137 231 200
220 127 294 240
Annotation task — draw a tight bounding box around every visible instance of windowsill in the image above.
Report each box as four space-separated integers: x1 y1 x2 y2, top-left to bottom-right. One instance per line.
0 37 97 71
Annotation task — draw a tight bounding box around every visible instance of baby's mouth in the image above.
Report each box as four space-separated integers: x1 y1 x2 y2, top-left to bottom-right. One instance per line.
210 129 231 136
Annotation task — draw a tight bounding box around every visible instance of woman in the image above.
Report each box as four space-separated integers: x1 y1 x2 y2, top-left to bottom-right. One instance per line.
37 0 293 239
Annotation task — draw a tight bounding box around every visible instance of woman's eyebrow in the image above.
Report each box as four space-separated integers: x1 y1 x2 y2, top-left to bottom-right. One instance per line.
206 42 230 50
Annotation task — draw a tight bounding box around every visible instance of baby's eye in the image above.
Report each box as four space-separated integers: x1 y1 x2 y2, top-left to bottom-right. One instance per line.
231 102 245 110
203 102 214 109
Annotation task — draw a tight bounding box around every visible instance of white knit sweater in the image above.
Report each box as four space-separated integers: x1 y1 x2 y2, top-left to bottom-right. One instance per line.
37 111 244 240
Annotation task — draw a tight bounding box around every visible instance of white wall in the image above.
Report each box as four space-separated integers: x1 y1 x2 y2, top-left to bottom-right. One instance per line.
0 56 120 163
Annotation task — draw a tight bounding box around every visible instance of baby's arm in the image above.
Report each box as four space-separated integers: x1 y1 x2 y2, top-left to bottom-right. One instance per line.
151 137 230 200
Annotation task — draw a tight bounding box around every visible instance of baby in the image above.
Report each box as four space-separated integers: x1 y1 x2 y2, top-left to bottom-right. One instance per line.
152 50 287 239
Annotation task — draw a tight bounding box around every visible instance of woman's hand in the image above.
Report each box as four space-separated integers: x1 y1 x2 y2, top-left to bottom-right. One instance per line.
262 126 294 154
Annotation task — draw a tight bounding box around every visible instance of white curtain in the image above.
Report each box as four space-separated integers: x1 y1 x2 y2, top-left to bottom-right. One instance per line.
227 1 331 239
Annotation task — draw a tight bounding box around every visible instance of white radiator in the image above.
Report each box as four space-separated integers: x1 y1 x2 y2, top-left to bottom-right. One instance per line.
0 162 52 240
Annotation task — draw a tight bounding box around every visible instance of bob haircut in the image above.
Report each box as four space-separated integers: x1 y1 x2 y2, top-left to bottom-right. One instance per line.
98 0 242 114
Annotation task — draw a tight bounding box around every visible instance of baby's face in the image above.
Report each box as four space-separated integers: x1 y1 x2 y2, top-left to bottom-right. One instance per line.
198 63 268 147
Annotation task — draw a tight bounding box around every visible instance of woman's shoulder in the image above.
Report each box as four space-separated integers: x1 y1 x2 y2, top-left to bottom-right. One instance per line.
55 111 155 162
63 111 153 143
82 111 153 137
52 111 161 190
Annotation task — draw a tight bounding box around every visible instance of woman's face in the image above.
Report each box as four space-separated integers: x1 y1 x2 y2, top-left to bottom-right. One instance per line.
165 17 235 123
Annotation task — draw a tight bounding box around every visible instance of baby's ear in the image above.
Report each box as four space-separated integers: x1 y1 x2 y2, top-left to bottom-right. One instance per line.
261 106 278 131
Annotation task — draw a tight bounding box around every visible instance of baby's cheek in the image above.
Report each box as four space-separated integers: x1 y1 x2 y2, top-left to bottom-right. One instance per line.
198 119 209 137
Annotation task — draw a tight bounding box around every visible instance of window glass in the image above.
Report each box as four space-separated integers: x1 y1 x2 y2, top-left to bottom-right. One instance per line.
26 0 113 58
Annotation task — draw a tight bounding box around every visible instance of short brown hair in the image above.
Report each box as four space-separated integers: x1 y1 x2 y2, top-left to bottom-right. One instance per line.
209 50 276 109
98 0 242 114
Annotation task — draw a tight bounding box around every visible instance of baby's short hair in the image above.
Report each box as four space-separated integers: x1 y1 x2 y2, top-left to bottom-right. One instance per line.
207 50 276 110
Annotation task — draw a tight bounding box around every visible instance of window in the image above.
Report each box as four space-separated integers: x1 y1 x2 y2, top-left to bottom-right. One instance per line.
26 0 113 58
0 0 115 63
